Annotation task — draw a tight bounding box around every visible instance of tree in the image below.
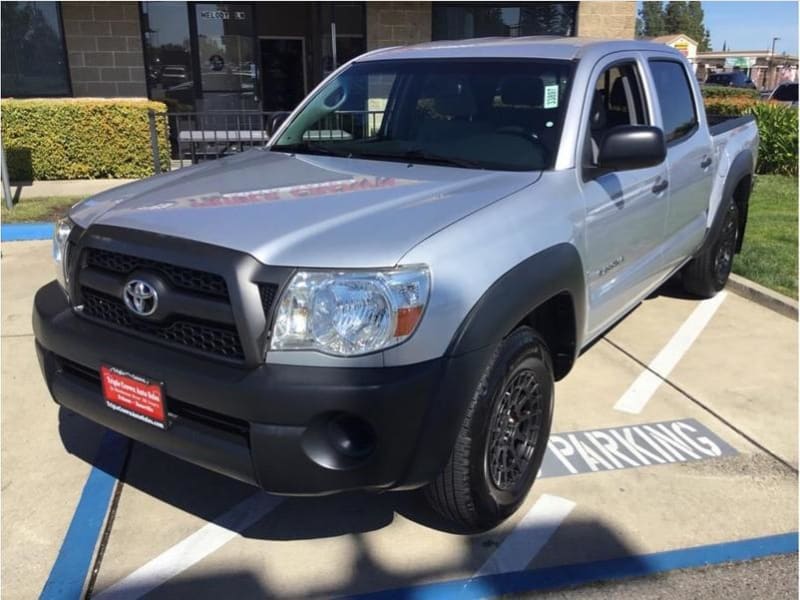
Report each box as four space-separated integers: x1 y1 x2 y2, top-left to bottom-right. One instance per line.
637 1 712 52
637 1 667 38
682 1 712 51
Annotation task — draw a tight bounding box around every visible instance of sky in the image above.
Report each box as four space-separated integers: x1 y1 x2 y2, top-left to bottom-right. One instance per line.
637 1 799 54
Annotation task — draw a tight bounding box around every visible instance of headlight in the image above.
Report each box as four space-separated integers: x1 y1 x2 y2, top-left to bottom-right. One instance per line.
270 266 430 356
53 217 74 294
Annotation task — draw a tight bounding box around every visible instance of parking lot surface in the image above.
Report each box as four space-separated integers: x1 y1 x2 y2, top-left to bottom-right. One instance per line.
2 240 797 599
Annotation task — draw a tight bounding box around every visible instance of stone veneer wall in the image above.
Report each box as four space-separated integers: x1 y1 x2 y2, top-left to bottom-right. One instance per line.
61 2 146 97
366 2 432 50
577 1 637 39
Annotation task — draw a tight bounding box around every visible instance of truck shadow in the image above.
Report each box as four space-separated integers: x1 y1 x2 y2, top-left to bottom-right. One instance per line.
60 415 648 597
59 408 462 538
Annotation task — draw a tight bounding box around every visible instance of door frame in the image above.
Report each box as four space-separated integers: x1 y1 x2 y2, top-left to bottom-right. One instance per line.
259 35 309 99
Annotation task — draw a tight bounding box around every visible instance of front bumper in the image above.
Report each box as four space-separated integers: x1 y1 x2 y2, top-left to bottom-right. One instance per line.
34 281 489 495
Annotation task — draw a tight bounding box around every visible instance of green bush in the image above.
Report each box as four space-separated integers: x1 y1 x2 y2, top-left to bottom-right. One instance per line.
701 85 760 100
704 97 798 176
746 103 799 176
1 98 170 180
704 96 758 116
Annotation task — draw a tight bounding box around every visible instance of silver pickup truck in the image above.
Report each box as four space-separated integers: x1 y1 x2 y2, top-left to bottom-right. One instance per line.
34 37 758 529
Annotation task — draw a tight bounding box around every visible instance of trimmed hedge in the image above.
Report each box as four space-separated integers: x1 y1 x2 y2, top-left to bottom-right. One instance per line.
701 85 760 100
703 96 758 116
1 98 170 180
704 97 798 176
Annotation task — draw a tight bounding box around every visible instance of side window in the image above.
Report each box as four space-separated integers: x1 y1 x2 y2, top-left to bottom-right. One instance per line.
584 62 648 168
649 60 698 143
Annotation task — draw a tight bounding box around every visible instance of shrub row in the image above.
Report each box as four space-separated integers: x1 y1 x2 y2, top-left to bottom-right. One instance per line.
701 85 761 100
1 98 170 181
704 97 798 176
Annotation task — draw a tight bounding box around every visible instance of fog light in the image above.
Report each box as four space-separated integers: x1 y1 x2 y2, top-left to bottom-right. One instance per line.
327 414 374 459
301 413 376 470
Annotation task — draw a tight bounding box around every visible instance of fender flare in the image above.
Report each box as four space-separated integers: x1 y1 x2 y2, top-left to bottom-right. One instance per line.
399 243 586 488
446 243 587 372
714 149 754 251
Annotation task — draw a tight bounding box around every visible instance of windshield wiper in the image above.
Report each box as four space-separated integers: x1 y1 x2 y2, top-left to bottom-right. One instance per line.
401 149 484 169
271 142 349 157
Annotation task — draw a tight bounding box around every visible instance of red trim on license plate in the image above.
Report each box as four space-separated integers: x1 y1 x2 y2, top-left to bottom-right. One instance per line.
100 365 167 429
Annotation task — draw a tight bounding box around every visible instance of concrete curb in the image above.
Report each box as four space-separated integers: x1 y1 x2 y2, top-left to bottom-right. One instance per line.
728 273 798 320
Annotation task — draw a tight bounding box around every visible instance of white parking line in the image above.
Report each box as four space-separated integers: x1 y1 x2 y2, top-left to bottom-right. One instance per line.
94 492 282 600
613 291 727 414
472 494 576 578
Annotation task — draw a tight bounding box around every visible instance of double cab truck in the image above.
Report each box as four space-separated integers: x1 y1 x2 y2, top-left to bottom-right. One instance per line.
34 37 758 529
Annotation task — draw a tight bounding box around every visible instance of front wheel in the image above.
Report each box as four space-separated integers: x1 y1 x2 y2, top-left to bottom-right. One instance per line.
424 327 554 530
682 198 740 298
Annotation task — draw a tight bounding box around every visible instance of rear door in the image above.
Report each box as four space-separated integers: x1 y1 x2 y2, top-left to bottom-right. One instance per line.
645 56 714 273
579 54 670 337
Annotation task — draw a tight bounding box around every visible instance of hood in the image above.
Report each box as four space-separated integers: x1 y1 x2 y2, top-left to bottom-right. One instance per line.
72 150 539 268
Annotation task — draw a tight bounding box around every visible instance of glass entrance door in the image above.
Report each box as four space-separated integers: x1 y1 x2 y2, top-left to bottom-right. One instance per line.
259 38 306 111
193 2 257 111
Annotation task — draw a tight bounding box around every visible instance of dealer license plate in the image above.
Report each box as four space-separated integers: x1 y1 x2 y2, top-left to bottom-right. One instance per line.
100 365 168 429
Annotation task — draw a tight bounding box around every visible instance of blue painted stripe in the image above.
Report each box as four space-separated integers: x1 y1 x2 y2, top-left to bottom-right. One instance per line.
2 222 54 241
40 431 129 600
353 532 798 600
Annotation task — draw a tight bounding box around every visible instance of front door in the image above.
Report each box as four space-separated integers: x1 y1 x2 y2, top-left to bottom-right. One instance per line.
580 56 670 338
260 38 307 111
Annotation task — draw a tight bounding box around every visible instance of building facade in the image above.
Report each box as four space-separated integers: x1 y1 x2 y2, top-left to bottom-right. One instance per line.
1 1 636 110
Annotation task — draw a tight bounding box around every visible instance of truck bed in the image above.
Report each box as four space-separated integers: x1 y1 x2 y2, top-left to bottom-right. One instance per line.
707 113 756 137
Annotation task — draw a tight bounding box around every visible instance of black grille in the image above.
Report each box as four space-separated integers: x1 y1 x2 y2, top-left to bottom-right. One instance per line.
85 248 229 299
259 283 278 316
81 288 244 360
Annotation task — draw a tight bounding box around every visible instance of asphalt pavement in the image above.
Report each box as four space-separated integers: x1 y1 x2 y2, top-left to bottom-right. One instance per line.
2 240 797 599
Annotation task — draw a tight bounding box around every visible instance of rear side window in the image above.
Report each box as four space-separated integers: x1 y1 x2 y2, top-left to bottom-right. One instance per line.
649 60 698 143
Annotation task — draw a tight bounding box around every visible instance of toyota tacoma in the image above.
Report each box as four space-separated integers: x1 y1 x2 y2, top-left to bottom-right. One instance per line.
34 37 758 529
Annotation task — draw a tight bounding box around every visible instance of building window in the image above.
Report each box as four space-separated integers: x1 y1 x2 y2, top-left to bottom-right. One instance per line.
1 1 70 97
432 3 578 40
141 2 195 111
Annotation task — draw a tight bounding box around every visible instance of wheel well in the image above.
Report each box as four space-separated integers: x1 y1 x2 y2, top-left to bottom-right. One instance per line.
517 292 576 381
732 175 751 253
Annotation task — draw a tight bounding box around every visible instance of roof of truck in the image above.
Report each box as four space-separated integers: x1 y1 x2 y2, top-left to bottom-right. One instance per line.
357 36 682 63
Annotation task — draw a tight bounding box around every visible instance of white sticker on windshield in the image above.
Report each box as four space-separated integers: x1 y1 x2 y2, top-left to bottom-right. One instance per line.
544 85 559 109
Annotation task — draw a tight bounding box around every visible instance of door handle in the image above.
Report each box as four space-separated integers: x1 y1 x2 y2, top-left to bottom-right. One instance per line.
700 157 712 169
652 179 669 194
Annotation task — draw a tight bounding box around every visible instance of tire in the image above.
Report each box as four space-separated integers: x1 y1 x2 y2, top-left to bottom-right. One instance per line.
682 198 740 298
424 326 554 530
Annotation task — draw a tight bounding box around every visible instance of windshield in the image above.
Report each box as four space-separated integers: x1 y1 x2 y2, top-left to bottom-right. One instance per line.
270 59 574 171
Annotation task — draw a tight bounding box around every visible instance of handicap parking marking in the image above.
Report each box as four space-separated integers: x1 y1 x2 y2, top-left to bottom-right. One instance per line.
470 495 576 579
357 532 799 600
39 431 129 600
614 292 727 414
540 418 737 478
1 222 54 241
93 492 283 600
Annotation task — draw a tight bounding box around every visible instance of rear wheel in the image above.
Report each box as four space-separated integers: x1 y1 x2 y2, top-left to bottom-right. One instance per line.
425 327 554 530
682 198 740 298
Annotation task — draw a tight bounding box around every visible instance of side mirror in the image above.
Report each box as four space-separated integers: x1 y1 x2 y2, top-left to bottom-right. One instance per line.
268 111 291 136
597 125 666 171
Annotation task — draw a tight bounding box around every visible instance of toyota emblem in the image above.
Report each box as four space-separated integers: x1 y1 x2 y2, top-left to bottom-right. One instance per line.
123 279 158 316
